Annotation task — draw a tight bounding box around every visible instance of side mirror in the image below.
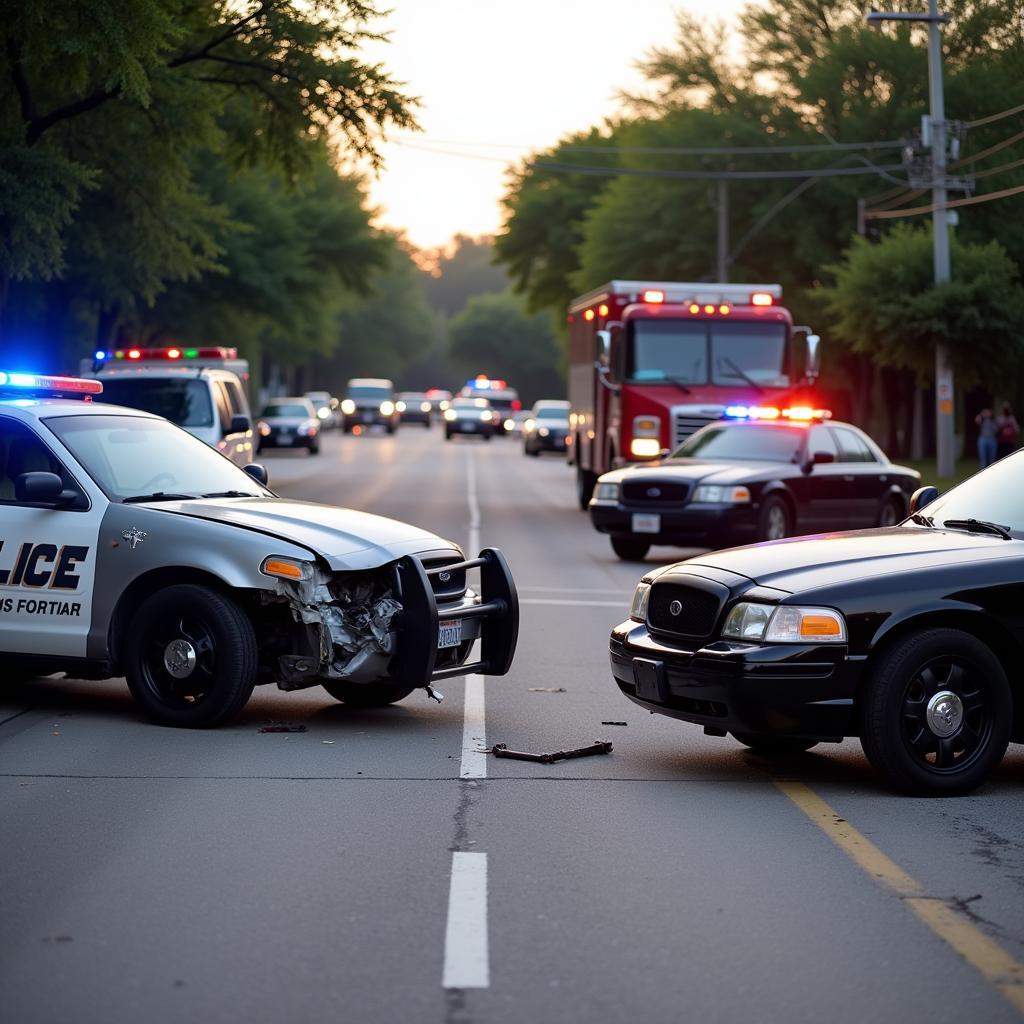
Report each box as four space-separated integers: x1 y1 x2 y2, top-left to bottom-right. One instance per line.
804 450 835 474
805 334 821 380
15 471 66 505
243 463 269 486
229 414 251 435
607 324 624 383
909 485 939 514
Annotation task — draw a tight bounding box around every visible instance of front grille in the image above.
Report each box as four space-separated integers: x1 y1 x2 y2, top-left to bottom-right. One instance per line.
673 414 718 447
421 556 467 602
621 479 690 505
647 583 721 639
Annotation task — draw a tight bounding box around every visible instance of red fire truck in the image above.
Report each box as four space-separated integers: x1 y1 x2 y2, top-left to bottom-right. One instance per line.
567 281 822 508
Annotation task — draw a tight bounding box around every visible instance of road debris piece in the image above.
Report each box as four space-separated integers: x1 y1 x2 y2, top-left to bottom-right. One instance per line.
483 740 612 764
601 721 628 726
528 687 567 693
258 723 307 733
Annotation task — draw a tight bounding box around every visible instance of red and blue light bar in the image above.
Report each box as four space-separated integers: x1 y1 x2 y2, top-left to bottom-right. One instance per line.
725 405 831 421
93 346 238 362
0 371 104 397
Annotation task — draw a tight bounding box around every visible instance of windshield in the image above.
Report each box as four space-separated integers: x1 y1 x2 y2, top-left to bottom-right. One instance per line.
348 386 390 400
453 399 488 410
629 320 790 387
535 406 569 420
262 403 309 418
673 423 804 462
913 452 1024 534
97 378 214 428
45 414 268 501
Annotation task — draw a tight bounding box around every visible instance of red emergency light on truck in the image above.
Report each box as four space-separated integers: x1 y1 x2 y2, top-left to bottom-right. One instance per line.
566 280 822 508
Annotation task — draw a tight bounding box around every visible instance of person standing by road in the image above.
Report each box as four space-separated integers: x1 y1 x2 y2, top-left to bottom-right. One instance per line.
996 402 1020 460
976 408 998 468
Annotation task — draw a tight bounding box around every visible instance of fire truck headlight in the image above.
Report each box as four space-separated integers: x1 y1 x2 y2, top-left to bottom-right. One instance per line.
630 438 661 458
632 415 661 438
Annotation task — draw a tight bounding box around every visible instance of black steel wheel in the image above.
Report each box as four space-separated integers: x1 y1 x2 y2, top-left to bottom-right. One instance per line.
321 681 416 707
124 584 257 728
732 732 818 755
610 536 650 561
758 495 792 541
860 628 1011 795
877 496 903 527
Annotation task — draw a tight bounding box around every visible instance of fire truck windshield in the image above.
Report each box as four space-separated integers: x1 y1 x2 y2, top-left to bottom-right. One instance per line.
628 320 789 388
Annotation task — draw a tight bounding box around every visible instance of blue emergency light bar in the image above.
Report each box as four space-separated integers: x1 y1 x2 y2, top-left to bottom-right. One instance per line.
725 405 830 421
0 371 104 397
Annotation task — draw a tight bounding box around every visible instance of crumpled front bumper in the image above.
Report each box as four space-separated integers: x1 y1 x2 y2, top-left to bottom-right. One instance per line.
390 547 519 688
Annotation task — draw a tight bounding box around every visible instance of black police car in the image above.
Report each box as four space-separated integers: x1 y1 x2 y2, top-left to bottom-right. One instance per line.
589 412 919 560
610 450 1024 795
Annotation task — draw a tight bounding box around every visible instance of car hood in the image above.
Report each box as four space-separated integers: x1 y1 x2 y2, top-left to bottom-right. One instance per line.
601 459 788 485
146 498 459 571
683 527 1021 594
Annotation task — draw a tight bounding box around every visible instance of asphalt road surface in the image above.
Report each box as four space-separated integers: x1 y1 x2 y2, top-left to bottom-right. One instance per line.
3 425 1024 1023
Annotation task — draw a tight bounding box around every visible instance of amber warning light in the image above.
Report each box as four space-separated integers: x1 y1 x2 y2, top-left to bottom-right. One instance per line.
642 290 665 304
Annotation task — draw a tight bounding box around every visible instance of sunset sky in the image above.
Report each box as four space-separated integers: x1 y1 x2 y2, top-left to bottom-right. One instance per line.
361 1 754 251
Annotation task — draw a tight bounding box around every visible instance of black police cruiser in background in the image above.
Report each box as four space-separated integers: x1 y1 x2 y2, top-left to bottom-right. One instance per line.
611 451 1024 795
590 411 919 560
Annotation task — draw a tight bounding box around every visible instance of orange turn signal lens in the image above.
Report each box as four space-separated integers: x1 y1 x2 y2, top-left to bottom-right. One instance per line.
799 614 843 637
261 557 308 581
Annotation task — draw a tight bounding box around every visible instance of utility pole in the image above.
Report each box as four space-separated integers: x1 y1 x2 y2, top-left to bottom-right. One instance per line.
867 2 955 478
716 179 729 282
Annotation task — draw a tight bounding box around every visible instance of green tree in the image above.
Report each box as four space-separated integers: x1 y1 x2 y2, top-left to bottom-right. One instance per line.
421 235 509 318
448 293 563 405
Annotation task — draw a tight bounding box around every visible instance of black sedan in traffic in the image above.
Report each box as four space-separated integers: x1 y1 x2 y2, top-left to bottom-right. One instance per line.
589 417 920 560
611 452 1024 795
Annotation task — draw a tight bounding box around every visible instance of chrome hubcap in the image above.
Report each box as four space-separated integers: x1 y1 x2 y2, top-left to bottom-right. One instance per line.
163 639 197 680
767 506 787 539
926 690 964 738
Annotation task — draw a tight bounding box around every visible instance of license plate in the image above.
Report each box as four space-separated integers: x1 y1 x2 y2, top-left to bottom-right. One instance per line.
632 513 661 534
634 659 668 703
438 619 462 649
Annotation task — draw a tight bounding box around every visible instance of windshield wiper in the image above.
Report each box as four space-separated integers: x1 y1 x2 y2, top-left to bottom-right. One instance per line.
943 518 1012 540
122 492 197 504
909 512 934 528
719 356 763 394
201 490 259 499
664 376 692 394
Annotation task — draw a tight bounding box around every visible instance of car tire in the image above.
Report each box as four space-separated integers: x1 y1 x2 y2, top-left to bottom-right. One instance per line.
732 732 819 755
611 536 650 561
386 425 396 435
445 430 453 441
527 446 539 457
124 584 257 728
484 434 493 442
321 681 417 707
758 494 792 541
307 441 319 455
859 628 1012 795
576 463 597 511
877 495 903 527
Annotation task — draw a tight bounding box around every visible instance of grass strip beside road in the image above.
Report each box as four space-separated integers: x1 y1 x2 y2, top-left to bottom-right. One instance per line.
777 781 1024 1014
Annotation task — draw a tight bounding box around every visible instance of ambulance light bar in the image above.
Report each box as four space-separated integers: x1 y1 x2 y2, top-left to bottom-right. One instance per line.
93 346 238 362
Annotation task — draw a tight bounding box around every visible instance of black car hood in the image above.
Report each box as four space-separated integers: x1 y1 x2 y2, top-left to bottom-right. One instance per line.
601 459 790 485
685 527 1022 594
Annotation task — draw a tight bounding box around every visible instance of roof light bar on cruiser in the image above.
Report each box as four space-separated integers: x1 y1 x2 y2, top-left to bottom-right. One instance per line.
0 371 104 396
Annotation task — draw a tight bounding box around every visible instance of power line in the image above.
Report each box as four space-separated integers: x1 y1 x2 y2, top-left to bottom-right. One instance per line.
866 181 1024 220
531 161 907 181
967 100 1024 129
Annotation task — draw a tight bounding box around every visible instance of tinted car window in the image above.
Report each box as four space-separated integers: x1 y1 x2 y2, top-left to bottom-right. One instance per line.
535 407 569 420
674 424 804 462
262 404 309 418
98 378 214 428
911 452 1024 534
807 424 838 459
833 427 876 463
348 387 391 400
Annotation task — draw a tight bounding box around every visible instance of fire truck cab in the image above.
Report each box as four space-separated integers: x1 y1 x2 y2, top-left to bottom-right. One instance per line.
567 281 821 509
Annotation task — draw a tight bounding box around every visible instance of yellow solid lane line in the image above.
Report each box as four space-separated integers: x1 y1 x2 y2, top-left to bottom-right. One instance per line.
776 780 1024 1015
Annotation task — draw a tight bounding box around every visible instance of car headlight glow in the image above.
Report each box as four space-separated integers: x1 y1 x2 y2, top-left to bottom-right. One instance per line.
257 421 271 437
692 485 751 504
595 481 619 501
421 401 432 412
630 583 651 622
504 418 515 430
480 410 493 421
444 408 457 421
317 407 330 419
396 401 406 413
538 426 550 437
722 603 847 643
380 400 395 415
341 399 355 414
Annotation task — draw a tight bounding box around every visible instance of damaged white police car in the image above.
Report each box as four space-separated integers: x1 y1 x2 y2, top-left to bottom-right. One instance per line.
0 373 518 727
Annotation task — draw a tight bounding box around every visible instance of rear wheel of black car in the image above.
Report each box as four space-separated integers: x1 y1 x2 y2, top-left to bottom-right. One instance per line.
576 462 597 510
732 732 819 755
611 537 650 561
758 495 791 541
860 628 1011 795
321 681 416 707
124 585 257 728
877 496 903 527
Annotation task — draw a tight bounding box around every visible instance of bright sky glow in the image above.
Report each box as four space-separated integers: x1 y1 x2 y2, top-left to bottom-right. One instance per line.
361 1 755 251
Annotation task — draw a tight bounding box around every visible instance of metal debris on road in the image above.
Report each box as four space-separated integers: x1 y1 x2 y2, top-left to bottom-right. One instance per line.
482 740 613 764
601 721 628 726
258 723 307 733
528 687 567 693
